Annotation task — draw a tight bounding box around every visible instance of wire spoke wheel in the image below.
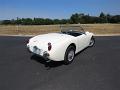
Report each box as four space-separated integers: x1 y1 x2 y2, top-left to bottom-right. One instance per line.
64 46 75 65
68 50 75 61
89 37 95 47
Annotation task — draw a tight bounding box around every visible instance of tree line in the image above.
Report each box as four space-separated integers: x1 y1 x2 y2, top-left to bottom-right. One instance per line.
1 12 120 25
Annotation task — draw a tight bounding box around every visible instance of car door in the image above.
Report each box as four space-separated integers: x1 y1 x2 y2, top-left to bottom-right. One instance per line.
76 34 89 52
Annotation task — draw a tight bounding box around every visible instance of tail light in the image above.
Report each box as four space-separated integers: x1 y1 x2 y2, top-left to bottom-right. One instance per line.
48 42 52 51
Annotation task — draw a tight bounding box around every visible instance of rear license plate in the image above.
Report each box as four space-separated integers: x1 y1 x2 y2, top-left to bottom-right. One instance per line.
33 46 41 54
35 49 40 54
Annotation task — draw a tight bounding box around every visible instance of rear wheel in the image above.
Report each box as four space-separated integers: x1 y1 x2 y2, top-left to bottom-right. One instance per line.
64 46 75 65
89 36 95 47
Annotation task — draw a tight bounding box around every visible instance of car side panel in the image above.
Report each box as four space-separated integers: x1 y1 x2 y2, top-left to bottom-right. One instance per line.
48 32 93 61
76 34 88 52
85 32 94 46
48 38 78 61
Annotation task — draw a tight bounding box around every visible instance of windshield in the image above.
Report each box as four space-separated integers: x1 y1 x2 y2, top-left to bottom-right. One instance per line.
60 25 85 37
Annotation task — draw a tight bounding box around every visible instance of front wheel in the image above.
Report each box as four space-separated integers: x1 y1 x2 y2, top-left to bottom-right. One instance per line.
89 36 95 47
64 46 75 65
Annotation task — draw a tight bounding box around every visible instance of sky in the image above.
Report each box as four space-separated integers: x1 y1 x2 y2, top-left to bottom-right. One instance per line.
0 0 120 20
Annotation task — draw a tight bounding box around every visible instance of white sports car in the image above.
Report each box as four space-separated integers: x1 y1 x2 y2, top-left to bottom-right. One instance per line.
27 25 95 64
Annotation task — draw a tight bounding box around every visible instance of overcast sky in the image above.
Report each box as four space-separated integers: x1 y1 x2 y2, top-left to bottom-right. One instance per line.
0 0 120 20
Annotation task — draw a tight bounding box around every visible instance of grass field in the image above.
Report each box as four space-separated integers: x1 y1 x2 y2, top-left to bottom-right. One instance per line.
0 24 120 36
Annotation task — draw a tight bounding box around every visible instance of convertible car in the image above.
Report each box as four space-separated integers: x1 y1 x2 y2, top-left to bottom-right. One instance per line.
27 25 95 64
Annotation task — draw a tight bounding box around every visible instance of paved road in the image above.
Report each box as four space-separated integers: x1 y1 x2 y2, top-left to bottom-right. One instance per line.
0 36 120 90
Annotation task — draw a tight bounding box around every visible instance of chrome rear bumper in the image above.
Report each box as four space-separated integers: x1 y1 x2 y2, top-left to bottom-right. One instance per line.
27 45 49 59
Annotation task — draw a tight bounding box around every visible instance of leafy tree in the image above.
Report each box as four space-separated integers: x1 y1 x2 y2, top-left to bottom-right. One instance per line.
53 19 61 24
99 12 108 23
11 19 16 25
110 15 120 23
106 14 112 23
60 19 69 24
70 13 79 24
78 13 85 23
21 18 33 25
33 18 45 25
1 20 11 25
0 12 120 25
44 18 53 25
16 17 22 25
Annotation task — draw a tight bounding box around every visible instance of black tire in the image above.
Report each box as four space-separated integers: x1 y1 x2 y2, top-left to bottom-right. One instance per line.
64 46 75 65
89 36 95 47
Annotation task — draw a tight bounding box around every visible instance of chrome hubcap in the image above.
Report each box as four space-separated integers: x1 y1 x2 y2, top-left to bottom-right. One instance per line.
68 50 74 61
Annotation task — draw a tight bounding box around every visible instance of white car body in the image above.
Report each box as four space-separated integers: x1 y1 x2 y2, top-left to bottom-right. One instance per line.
27 31 94 61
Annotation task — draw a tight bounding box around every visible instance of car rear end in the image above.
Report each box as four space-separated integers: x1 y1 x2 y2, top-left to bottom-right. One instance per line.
27 39 52 60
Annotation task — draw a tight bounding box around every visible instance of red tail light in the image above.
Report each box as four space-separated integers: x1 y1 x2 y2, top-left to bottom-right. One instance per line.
48 42 52 51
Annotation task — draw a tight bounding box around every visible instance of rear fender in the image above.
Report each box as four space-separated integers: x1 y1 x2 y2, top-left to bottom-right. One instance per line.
49 39 76 61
